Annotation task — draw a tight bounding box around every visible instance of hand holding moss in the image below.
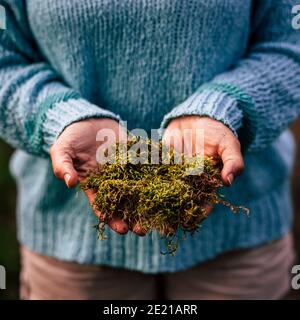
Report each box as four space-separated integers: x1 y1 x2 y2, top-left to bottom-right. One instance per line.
162 115 244 219
51 115 247 251
50 118 130 235
79 133 249 254
163 116 244 186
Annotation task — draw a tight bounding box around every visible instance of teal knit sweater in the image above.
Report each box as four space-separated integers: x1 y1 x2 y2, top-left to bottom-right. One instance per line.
0 0 300 273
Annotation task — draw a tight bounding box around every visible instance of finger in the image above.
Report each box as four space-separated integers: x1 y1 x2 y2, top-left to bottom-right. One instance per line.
204 205 214 216
50 145 78 188
131 222 147 236
218 137 244 186
85 190 129 235
108 218 129 235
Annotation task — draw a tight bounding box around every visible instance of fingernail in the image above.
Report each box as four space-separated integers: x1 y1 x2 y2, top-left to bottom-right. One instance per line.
64 174 71 188
227 173 234 186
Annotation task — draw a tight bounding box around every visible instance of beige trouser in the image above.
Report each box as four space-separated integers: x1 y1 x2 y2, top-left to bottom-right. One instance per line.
20 233 295 300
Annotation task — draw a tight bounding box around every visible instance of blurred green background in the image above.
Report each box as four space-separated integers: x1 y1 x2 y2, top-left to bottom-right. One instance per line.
0 122 300 300
0 140 18 299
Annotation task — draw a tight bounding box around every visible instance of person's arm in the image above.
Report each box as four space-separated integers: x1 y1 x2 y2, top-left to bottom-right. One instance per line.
0 0 121 156
0 1 130 235
161 0 300 153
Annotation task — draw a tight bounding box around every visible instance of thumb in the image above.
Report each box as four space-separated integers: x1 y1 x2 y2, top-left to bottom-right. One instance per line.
50 145 78 188
218 137 244 186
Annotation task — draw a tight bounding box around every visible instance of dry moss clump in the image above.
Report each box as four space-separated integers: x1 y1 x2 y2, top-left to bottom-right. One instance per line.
80 137 248 254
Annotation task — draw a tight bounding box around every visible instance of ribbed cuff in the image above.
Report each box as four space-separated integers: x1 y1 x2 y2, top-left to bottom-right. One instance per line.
25 89 121 155
160 84 244 137
41 98 121 154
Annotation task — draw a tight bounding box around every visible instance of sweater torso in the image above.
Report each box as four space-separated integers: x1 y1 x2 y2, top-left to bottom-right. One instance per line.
6 0 296 272
28 0 250 131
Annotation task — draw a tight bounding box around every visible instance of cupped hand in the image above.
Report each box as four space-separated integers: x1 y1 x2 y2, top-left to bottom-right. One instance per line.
50 118 132 235
162 115 244 215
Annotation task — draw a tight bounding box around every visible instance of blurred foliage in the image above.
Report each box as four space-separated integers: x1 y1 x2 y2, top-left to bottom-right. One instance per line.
0 140 19 300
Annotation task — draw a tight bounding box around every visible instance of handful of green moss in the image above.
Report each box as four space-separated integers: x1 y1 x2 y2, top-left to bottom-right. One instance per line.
80 138 248 254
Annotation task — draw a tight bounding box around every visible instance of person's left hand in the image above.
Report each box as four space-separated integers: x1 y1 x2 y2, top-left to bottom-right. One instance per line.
162 115 244 215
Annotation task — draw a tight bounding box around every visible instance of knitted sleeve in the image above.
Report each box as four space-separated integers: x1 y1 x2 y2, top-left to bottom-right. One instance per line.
0 0 121 156
161 0 300 152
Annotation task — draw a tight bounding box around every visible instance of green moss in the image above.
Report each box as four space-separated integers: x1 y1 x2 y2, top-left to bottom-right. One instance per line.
80 137 249 254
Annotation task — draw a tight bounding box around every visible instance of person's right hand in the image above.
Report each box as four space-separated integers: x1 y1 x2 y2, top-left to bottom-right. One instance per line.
50 118 132 235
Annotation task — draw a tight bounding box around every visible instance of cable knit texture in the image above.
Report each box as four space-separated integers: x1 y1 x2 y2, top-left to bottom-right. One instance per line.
1 0 300 272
